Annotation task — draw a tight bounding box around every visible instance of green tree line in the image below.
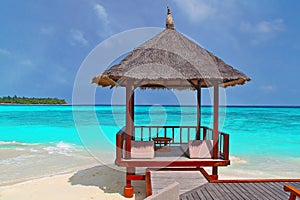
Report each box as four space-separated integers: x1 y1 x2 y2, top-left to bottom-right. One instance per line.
0 95 67 104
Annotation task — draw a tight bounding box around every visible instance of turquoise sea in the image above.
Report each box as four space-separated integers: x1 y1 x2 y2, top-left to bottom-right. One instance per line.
0 105 300 185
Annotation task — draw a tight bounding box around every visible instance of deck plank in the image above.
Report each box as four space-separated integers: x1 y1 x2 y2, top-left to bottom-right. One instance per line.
246 182 270 200
148 169 299 200
256 182 285 199
150 170 208 195
195 189 207 200
179 181 299 200
209 183 232 200
267 182 287 198
190 191 201 200
233 183 254 200
225 183 253 200
219 183 240 200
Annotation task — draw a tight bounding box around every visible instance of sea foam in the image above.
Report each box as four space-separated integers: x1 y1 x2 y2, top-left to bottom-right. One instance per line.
0 140 39 146
43 141 79 156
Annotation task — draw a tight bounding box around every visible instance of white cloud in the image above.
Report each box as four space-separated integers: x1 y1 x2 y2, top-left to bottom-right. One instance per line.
20 59 33 66
240 19 284 45
40 26 55 35
0 48 11 56
70 30 88 46
256 19 284 33
173 0 215 22
261 85 275 92
241 19 284 34
172 0 237 23
94 3 109 24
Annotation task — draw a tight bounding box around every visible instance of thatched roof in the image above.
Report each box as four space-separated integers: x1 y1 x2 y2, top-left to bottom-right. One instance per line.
92 9 250 90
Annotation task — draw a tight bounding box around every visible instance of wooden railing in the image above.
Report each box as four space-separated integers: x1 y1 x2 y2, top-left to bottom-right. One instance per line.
284 185 300 200
116 126 229 160
134 126 198 144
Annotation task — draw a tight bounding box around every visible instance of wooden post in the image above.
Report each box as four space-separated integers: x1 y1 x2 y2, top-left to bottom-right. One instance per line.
124 82 135 198
145 169 152 197
212 84 219 179
124 167 135 198
116 132 122 161
223 134 229 160
131 86 135 141
196 80 201 140
284 185 300 200
125 82 134 159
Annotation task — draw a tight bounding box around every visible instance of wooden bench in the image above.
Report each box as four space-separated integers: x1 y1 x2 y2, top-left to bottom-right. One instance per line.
284 185 300 200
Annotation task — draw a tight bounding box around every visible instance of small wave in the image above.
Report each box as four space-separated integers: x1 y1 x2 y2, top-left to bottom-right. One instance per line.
0 141 39 146
43 142 80 156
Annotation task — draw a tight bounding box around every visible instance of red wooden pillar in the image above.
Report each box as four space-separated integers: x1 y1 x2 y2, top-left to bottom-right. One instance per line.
124 167 135 198
212 84 219 179
124 82 134 198
130 84 135 141
125 82 134 158
196 80 201 140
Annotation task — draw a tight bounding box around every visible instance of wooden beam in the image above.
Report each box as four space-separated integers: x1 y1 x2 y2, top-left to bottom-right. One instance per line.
213 84 219 178
124 83 135 198
196 80 201 140
284 185 300 200
213 84 219 158
145 169 152 197
124 167 135 198
125 82 134 159
212 179 300 183
116 159 230 167
131 86 135 141
126 174 145 181
223 134 229 160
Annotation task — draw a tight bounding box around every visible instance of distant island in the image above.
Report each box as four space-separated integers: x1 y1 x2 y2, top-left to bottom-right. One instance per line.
0 95 67 105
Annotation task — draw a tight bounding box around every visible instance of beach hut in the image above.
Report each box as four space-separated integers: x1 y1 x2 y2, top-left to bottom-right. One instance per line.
93 7 250 198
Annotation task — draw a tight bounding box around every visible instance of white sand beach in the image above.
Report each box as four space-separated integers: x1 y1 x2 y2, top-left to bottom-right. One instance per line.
0 165 146 200
1 156 297 200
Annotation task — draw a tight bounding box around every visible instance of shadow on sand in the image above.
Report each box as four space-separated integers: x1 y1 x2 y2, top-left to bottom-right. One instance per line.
69 165 145 199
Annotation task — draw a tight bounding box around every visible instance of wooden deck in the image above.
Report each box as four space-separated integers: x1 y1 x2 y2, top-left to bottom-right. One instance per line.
150 170 208 195
180 181 300 200
146 169 300 199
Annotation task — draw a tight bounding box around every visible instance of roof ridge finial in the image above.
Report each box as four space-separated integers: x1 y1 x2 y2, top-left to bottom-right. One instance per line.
166 5 175 30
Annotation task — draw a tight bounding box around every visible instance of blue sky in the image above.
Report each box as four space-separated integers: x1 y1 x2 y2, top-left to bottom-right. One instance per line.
1 0 300 105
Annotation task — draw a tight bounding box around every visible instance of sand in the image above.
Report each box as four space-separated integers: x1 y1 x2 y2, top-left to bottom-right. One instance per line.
0 165 146 200
0 156 297 200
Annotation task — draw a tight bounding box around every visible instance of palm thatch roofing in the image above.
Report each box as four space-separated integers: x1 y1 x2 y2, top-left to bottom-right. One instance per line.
92 9 250 90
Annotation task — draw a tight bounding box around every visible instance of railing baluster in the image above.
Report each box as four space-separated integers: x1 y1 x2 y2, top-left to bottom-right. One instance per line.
180 128 182 144
141 127 143 141
203 127 207 140
219 134 222 155
172 128 174 144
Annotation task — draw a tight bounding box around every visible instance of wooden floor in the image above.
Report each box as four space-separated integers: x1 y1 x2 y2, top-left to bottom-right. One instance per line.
180 182 300 200
150 170 208 195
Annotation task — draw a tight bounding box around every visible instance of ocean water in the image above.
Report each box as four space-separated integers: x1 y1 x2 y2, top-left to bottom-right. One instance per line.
0 105 300 185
